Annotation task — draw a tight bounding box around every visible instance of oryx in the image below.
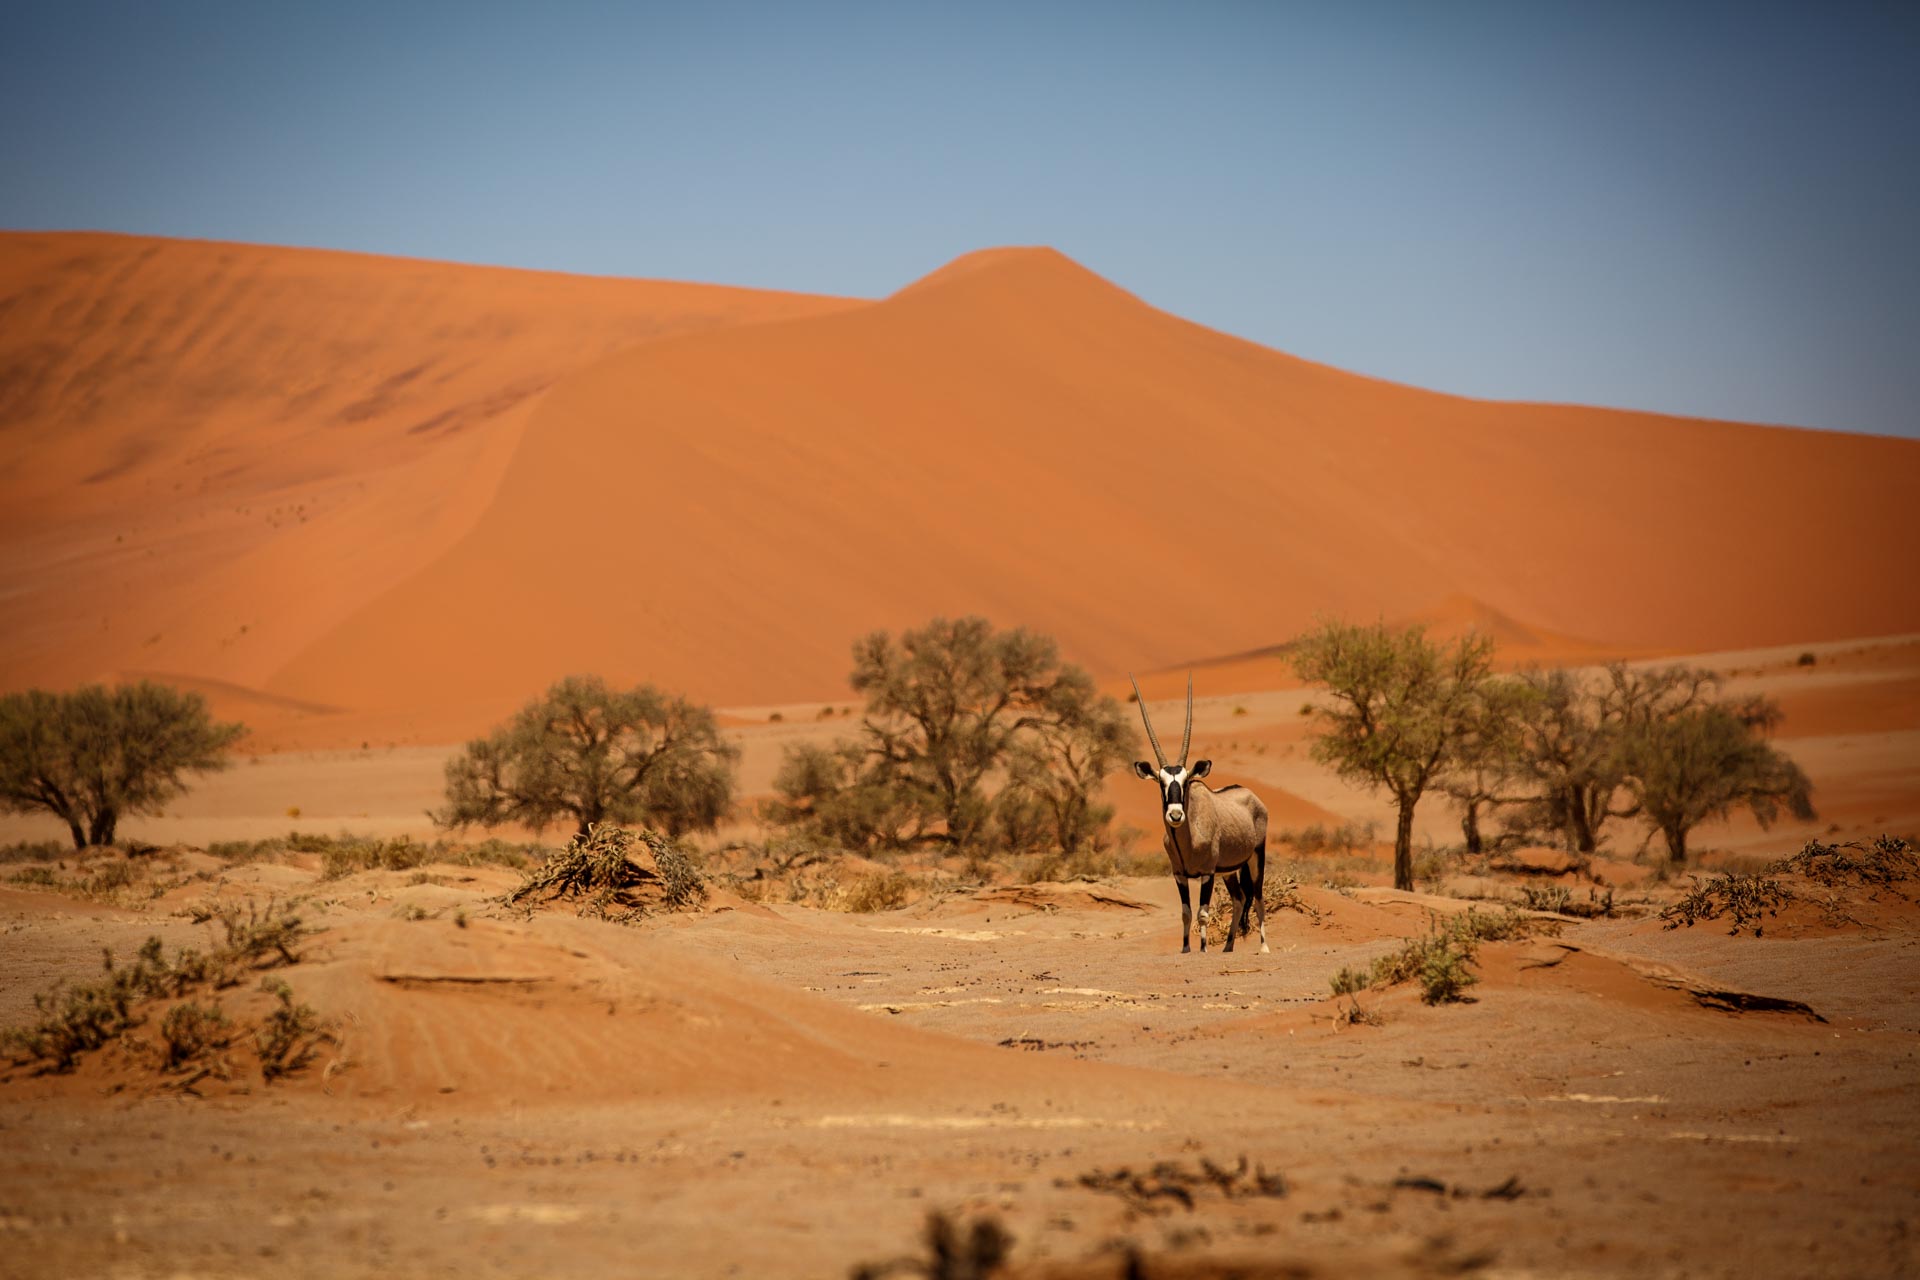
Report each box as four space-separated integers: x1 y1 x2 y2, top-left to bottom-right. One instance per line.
1130 674 1269 954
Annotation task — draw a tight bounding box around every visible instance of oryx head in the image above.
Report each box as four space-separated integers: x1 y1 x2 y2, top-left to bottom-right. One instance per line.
1129 673 1211 828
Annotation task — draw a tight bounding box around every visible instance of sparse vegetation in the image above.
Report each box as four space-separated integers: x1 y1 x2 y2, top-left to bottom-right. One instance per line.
0 681 244 849
1332 908 1545 1005
1 898 312 1074
1071 1155 1287 1213
438 675 738 839
1775 834 1916 889
212 831 541 871
322 835 432 879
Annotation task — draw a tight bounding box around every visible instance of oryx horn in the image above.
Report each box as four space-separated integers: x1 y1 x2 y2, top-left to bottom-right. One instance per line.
1178 673 1193 767
1128 672 1166 769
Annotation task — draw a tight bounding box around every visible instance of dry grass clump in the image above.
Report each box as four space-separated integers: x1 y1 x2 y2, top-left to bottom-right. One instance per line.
1204 872 1323 946
1330 907 1545 1006
1 899 321 1077
1661 873 1793 936
507 823 708 921
1518 882 1617 918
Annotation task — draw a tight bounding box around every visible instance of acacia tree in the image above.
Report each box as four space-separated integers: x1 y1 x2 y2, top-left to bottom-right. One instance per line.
1438 676 1533 854
437 676 738 838
775 617 1129 853
1617 696 1814 863
0 683 244 849
1291 620 1495 890
1511 663 1721 855
997 666 1131 854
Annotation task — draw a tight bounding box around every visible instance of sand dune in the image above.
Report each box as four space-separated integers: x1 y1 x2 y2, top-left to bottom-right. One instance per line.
4 234 1916 742
264 246 1920 728
0 231 853 720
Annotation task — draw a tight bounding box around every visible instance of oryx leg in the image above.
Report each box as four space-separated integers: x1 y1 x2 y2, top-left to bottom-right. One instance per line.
1255 838 1270 954
1197 875 1215 953
1175 875 1192 953
1232 866 1254 939
1220 872 1245 953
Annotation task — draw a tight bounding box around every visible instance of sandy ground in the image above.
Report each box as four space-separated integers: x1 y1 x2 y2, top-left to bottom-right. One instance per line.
1 844 1916 1279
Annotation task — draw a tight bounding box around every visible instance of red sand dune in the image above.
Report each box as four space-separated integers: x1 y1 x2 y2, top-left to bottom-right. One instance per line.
3 234 1917 742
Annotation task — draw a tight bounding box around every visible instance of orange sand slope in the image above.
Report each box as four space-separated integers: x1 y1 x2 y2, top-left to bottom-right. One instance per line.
0 232 854 713
4 234 1917 740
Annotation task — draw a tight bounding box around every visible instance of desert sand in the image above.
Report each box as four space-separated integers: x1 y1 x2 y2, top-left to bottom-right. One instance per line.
3 234 1918 1278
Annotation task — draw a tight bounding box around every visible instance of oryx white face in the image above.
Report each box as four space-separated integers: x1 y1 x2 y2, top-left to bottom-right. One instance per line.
1133 758 1212 828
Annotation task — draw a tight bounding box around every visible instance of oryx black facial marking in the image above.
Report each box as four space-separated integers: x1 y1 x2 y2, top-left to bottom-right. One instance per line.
1130 672 1271 957
1131 760 1212 828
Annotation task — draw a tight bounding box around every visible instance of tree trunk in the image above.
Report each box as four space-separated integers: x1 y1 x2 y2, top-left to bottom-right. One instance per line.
1394 799 1416 891
88 809 117 847
1566 787 1597 853
67 818 87 851
1461 801 1483 855
1663 823 1688 864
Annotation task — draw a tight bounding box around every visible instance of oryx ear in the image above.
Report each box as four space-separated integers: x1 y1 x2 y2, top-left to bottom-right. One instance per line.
1188 759 1212 778
1132 761 1157 779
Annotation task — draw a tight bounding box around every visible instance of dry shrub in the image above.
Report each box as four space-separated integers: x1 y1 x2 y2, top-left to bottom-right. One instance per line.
508 822 707 920
255 977 326 1080
160 1001 232 1071
1661 873 1793 936
1775 834 1917 890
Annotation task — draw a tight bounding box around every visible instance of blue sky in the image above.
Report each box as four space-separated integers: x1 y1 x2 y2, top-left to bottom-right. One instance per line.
3 2 1916 437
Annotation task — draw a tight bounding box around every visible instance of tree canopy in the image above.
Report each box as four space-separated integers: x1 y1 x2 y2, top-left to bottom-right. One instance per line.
1617 697 1814 863
437 676 738 838
0 682 244 849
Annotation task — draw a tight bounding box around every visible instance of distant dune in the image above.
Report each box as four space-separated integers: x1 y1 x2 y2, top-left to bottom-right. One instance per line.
3 232 1916 743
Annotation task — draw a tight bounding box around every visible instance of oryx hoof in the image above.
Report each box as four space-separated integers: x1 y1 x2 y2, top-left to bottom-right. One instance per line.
1259 943 1271 954
1181 943 1191 954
